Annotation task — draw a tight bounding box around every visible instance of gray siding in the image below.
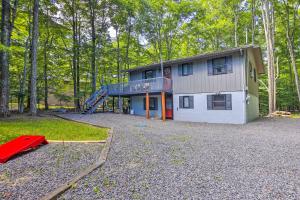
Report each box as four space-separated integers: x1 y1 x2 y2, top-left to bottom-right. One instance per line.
171 52 245 94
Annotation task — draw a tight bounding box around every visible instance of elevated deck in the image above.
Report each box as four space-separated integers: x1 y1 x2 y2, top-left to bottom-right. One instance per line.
106 77 172 96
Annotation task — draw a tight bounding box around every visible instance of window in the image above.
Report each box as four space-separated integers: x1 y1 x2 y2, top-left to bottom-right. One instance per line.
183 96 190 108
208 56 233 75
144 70 155 79
143 97 158 110
178 63 193 76
207 94 232 110
253 68 257 82
179 96 194 109
213 57 226 75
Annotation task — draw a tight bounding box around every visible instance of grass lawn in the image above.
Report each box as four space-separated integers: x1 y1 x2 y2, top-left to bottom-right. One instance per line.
0 116 109 144
291 113 300 118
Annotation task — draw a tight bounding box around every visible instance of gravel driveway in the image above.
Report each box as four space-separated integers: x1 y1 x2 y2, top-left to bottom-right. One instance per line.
57 113 300 200
0 143 103 200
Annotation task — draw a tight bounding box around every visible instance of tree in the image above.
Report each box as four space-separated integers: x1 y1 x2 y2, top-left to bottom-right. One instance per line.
89 0 97 94
283 1 300 104
0 0 12 117
261 0 276 114
30 0 39 115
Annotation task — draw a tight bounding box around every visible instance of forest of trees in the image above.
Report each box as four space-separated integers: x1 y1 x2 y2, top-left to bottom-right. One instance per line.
0 0 299 117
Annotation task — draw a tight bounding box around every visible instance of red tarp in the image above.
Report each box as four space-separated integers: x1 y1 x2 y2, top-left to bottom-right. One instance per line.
0 135 48 163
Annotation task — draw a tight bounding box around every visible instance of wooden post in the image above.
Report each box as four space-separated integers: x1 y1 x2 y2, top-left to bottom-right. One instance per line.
161 92 166 121
146 93 150 119
112 97 115 113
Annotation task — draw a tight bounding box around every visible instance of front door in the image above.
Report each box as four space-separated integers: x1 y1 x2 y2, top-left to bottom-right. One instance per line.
166 94 173 119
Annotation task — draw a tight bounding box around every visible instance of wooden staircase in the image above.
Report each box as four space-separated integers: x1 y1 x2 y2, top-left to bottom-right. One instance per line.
82 87 108 114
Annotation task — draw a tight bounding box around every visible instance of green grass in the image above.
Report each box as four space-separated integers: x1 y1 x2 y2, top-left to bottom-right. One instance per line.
0 117 108 144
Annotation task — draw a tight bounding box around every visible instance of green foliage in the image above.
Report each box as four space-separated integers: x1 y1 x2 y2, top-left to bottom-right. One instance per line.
3 0 300 114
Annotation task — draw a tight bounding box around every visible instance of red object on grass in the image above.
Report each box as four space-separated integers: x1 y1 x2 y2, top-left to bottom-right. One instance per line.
0 135 48 163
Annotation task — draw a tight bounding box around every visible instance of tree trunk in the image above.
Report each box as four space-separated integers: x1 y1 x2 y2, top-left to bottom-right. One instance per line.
43 7 50 110
234 13 238 47
116 27 122 112
285 4 300 104
19 36 30 113
89 0 96 94
72 0 80 111
8 0 19 46
261 0 276 114
76 17 81 110
158 13 164 78
0 0 11 117
251 0 256 45
30 0 39 115
122 18 132 85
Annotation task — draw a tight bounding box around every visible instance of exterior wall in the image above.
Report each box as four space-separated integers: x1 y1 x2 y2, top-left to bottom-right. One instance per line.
130 95 162 118
171 52 246 94
245 49 260 121
246 49 259 97
173 91 246 124
246 93 259 122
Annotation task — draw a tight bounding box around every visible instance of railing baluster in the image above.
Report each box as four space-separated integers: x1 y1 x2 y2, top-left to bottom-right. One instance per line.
106 77 172 95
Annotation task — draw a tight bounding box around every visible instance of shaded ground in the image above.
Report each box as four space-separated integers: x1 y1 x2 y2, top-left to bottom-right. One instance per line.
58 113 300 200
0 143 103 200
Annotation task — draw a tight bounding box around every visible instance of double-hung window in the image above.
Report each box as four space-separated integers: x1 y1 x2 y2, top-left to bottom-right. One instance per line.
178 63 193 76
207 94 232 110
208 56 233 75
179 96 194 109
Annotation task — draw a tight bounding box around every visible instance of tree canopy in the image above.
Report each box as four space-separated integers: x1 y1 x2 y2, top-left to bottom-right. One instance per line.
0 0 299 116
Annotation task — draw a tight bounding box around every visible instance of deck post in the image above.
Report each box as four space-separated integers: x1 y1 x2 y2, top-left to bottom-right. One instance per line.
161 92 166 121
146 93 150 119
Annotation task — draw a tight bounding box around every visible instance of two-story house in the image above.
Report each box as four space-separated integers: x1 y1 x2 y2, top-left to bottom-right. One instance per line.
83 45 264 124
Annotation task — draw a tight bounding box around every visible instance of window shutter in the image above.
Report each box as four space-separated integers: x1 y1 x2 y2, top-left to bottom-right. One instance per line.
189 96 194 109
207 95 213 110
143 98 146 110
178 64 182 76
226 56 233 73
225 94 232 110
207 60 213 75
188 63 193 75
179 96 183 108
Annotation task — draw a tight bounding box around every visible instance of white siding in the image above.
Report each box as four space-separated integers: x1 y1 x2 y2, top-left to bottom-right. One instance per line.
173 91 246 124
